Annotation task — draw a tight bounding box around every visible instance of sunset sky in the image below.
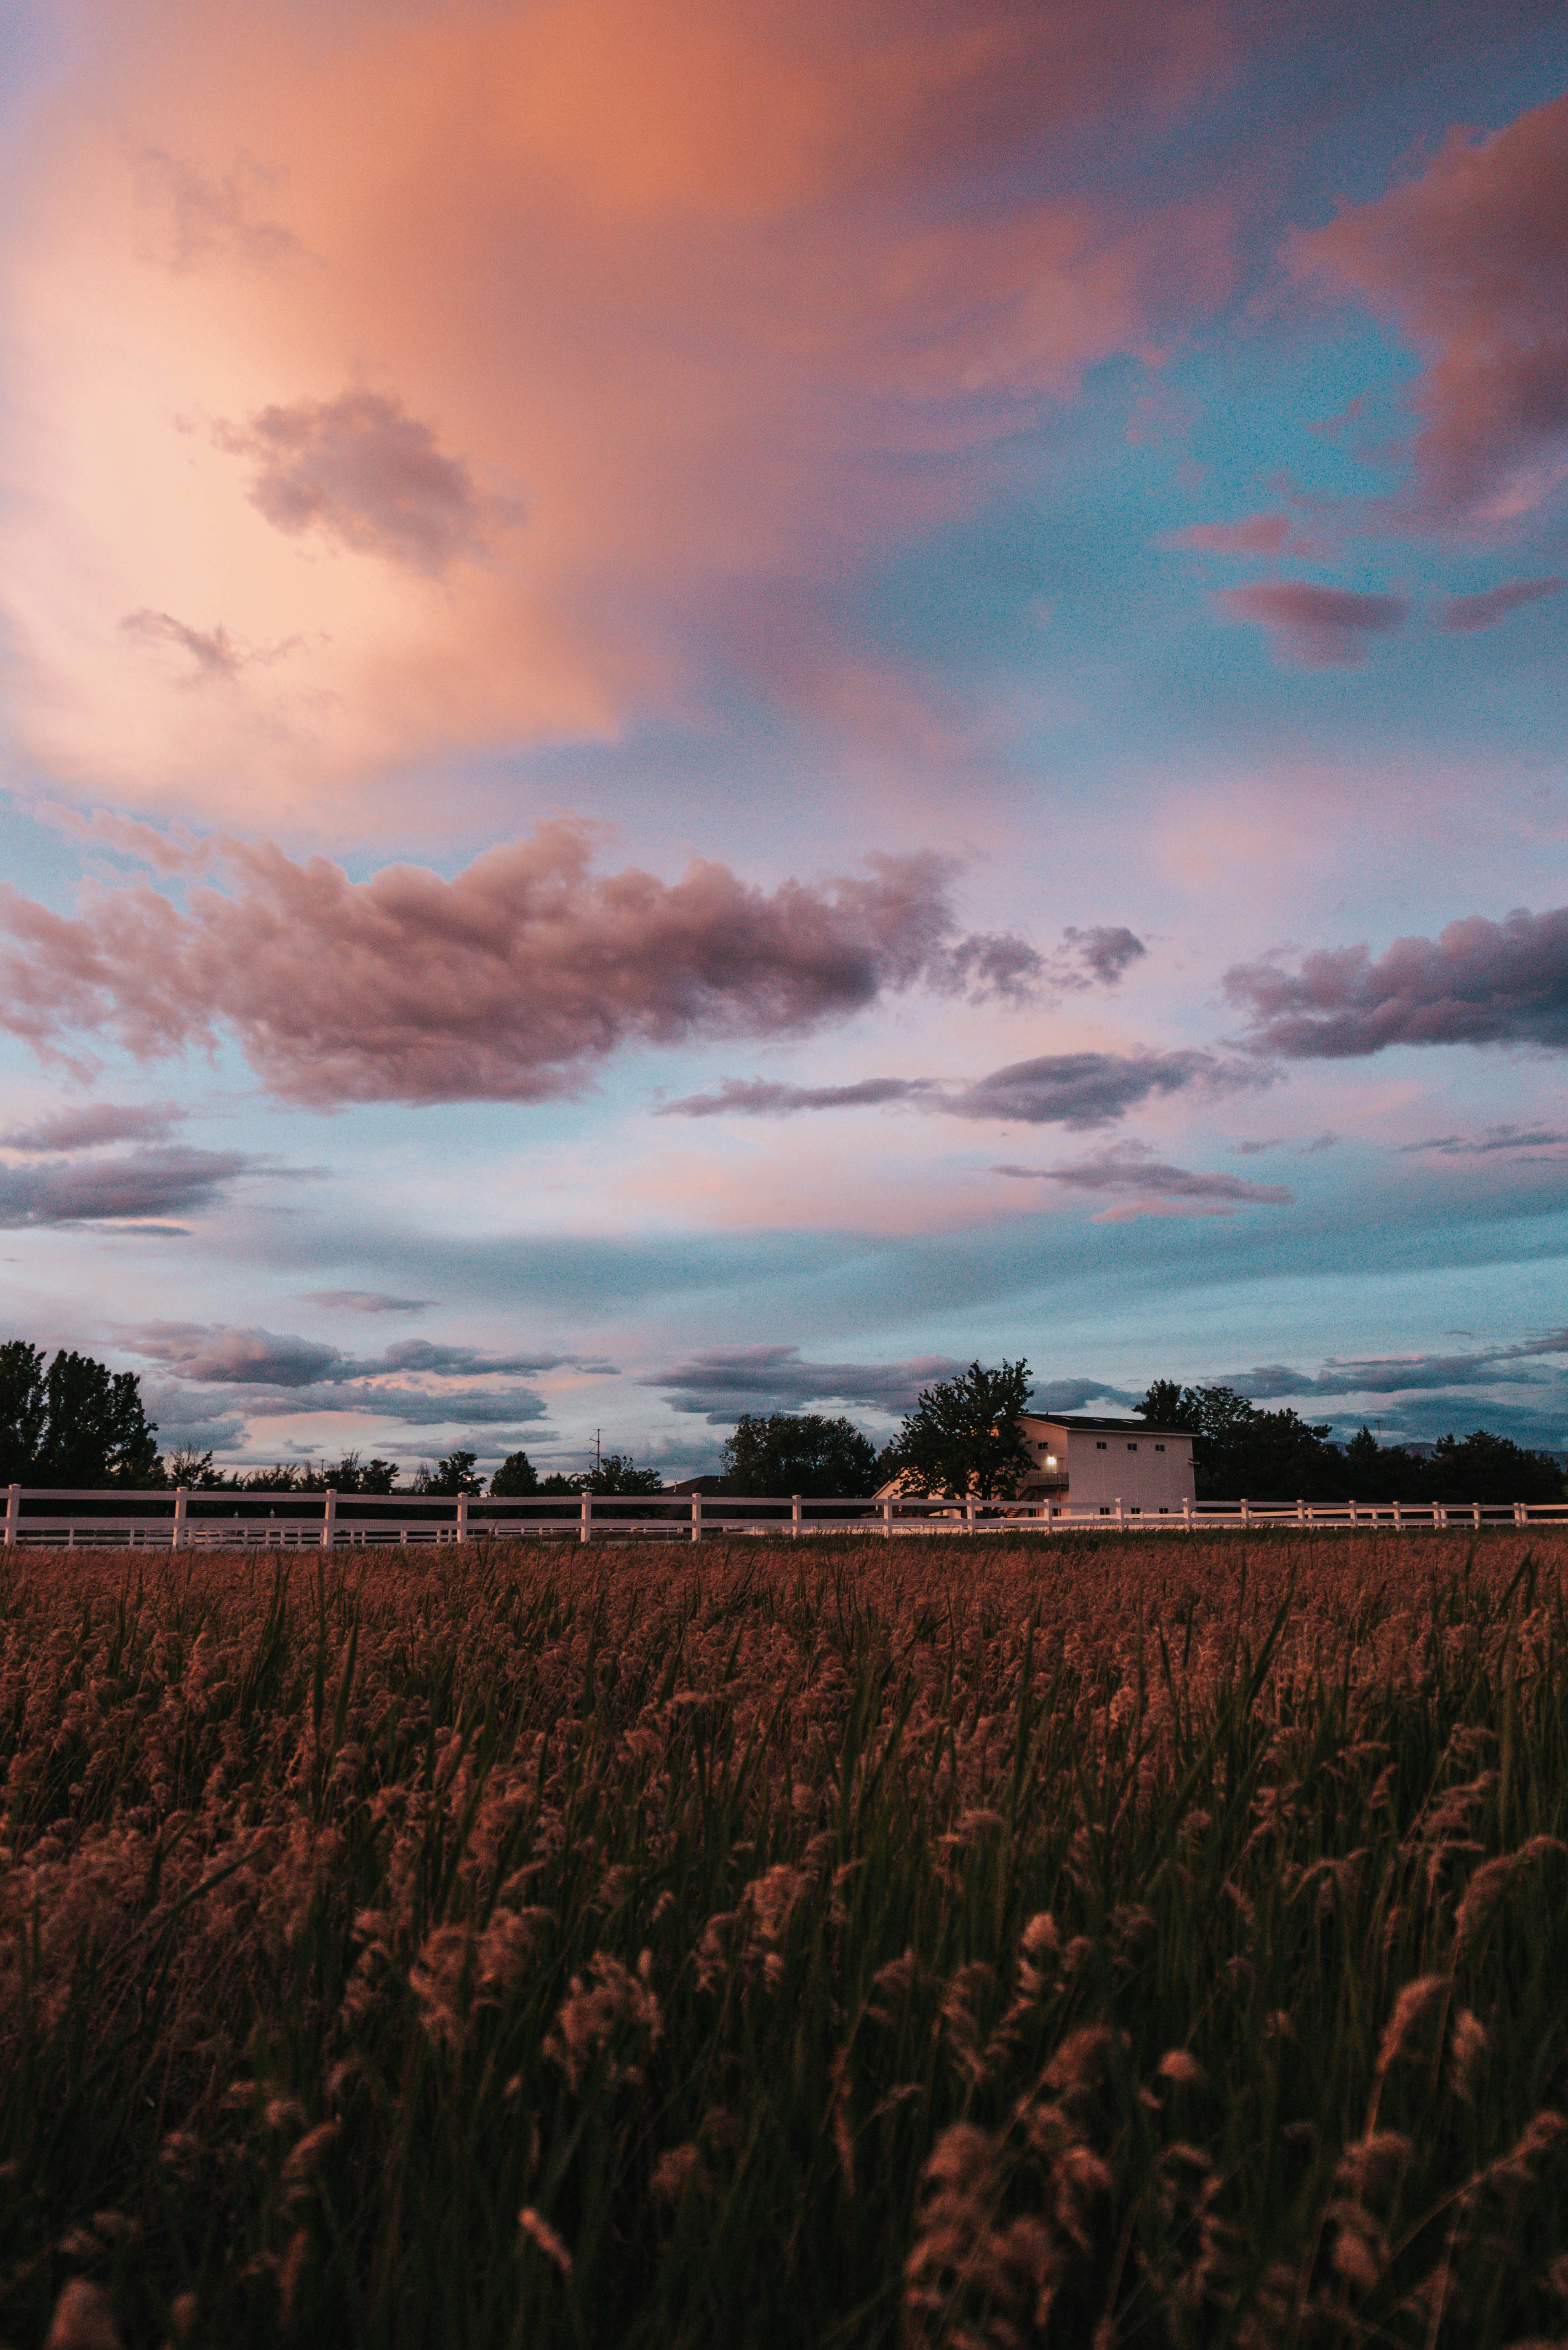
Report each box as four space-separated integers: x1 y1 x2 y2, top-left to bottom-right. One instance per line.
1 0 1566 1477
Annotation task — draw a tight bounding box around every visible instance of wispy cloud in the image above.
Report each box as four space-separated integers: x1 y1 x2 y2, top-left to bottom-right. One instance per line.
1216 581 1406 667
950 1049 1246 1128
1 1101 184 1151
127 1323 613 1387
641 1345 964 1423
302 1289 435 1315
1438 577 1564 631
1231 1330 1568 1398
0 1145 261 1226
658 1047 1244 1130
994 1141 1293 1220
657 1076 936 1119
1399 1123 1568 1156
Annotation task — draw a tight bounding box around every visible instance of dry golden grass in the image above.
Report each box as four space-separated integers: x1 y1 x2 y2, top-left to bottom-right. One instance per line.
4 1531 1568 2347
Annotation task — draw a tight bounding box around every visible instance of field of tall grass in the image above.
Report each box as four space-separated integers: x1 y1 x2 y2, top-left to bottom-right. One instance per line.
5 1532 1568 2348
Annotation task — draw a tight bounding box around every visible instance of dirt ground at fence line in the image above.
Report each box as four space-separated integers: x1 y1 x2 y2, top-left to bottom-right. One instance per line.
7 1526 1568 2348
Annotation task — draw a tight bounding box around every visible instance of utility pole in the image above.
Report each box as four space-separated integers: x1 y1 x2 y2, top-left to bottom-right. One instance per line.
595 1427 602 1472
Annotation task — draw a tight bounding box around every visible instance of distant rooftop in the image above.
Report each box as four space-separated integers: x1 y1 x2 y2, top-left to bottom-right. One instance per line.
1027 1412 1194 1439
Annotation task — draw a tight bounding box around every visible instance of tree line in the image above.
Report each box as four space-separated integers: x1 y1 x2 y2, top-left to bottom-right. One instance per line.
714 1361 1564 1505
3 1337 1561 1503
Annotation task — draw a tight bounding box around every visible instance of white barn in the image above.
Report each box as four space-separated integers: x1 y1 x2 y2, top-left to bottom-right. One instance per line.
1017 1414 1195 1518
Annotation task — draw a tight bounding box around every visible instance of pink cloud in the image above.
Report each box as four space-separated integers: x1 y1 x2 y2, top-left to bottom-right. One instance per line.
0 0 1239 808
0 824 1039 1105
1226 901 1568 1058
1291 93 1568 531
1168 513 1291 554
1437 575 1564 632
1215 580 1406 666
994 1140 1292 1220
216 391 518 575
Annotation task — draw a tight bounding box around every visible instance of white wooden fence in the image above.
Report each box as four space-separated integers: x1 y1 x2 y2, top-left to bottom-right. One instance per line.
2 1484 1565 1548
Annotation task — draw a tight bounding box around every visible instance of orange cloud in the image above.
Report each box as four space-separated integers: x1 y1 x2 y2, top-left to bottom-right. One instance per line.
0 0 1237 816
1291 93 1568 533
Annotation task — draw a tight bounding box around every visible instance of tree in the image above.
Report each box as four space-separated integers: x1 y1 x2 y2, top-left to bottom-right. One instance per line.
490 1450 540 1497
1427 1431 1563 1505
165 1446 232 1490
314 1451 399 1494
0 1342 47 1484
0 1342 163 1487
1136 1383 1344 1502
578 1452 665 1496
1136 1382 1566 1505
886 1360 1033 1501
722 1412 877 1496
412 1450 484 1497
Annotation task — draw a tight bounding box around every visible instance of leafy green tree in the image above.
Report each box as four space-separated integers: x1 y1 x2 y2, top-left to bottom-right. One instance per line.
489 1450 540 1497
886 1360 1034 1501
412 1450 484 1497
722 1412 877 1496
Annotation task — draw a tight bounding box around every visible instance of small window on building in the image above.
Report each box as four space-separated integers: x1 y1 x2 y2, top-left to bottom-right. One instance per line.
1096 1440 1107 1450
1131 1506 1141 1515
1155 1443 1166 1453
1127 1442 1137 1451
1158 1507 1168 1515
1099 1506 1110 1515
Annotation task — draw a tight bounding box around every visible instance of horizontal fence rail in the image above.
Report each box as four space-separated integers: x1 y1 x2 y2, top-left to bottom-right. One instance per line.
2 1484 1566 1548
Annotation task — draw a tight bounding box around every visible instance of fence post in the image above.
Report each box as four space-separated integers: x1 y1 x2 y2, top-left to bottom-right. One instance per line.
883 1497 893 1539
321 1489 337 1550
456 1494 468 1546
172 1486 188 1551
580 1491 593 1545
1240 1497 1249 1528
690 1491 701 1545
1296 1497 1304 1526
4 1485 18 1547
1515 1500 1526 1528
1393 1498 1402 1532
966 1498 975 1536
791 1493 801 1539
